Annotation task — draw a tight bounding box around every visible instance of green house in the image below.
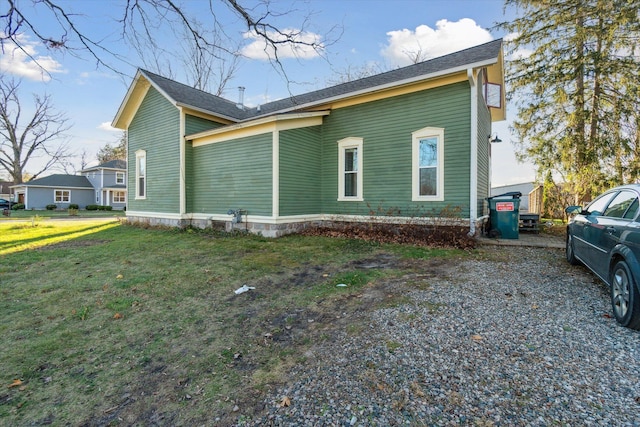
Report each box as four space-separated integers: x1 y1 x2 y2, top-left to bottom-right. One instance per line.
112 40 505 237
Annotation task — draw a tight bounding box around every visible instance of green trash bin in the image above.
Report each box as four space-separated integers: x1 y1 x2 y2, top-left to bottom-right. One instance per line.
487 192 521 239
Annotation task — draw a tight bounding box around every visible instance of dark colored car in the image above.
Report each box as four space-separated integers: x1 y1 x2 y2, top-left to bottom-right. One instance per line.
565 184 640 329
0 198 13 210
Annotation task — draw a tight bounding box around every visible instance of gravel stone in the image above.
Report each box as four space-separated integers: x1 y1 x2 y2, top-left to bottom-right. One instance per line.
245 246 640 426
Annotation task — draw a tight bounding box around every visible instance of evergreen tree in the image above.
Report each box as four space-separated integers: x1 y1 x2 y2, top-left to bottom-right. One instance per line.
97 132 126 164
499 0 640 202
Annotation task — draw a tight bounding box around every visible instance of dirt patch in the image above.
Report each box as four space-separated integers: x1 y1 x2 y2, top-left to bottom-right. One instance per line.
38 239 112 250
300 223 476 249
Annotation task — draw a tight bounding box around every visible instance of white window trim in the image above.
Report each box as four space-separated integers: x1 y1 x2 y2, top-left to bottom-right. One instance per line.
54 189 71 203
116 171 125 184
337 137 363 201
412 127 445 202
135 149 146 200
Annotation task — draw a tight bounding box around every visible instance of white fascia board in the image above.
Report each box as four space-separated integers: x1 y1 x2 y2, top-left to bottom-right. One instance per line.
112 70 150 129
17 185 93 190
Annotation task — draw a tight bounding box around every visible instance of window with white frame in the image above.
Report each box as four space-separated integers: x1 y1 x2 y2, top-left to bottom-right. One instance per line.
337 137 363 201
135 150 146 199
55 189 70 203
116 172 125 184
412 127 444 201
113 191 126 203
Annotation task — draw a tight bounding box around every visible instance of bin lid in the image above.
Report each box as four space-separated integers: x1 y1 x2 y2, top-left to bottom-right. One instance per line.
487 191 522 200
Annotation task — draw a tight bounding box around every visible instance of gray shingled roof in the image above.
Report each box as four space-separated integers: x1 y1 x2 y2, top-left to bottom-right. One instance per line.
20 174 93 188
141 39 502 122
93 159 126 170
141 70 252 121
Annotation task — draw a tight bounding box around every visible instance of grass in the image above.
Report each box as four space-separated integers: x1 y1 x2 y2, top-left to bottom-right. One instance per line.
1 209 125 221
0 220 461 425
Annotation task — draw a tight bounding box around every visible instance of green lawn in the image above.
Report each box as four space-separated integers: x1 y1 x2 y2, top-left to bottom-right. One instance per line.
2 209 125 221
0 220 461 425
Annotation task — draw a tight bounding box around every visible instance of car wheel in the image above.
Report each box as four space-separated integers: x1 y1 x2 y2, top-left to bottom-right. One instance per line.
566 233 580 265
610 260 640 330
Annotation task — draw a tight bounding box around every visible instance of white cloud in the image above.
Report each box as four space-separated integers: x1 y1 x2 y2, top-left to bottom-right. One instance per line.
0 33 65 81
381 19 494 67
98 122 119 132
240 29 323 61
503 32 532 60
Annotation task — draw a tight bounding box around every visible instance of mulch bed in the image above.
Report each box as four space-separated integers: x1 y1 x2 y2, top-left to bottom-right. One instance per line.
299 223 477 250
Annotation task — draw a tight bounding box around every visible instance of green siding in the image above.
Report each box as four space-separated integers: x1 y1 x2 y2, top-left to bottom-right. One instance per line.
127 88 181 213
185 115 224 135
185 115 223 213
279 127 322 216
190 134 272 216
319 82 472 218
477 74 492 218
185 141 194 213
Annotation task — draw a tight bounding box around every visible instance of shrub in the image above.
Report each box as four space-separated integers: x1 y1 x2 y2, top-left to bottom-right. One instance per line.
46 204 57 211
69 204 79 210
68 208 78 216
96 205 113 211
85 205 99 211
11 203 25 210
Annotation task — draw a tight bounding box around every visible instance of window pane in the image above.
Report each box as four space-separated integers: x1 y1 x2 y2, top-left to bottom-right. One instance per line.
604 191 638 218
344 148 357 172
344 172 357 197
587 192 617 216
623 198 639 219
419 137 437 167
138 157 145 176
138 178 145 197
419 167 436 196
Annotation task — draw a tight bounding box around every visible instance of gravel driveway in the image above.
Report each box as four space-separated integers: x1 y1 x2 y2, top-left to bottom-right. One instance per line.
247 244 640 426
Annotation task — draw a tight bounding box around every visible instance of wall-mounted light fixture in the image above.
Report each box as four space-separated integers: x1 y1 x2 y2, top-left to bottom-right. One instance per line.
488 134 502 143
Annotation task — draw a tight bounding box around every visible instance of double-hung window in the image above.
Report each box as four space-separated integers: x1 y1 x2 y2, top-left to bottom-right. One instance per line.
135 150 146 199
113 191 126 203
116 172 125 185
412 127 444 201
338 137 363 201
55 189 70 203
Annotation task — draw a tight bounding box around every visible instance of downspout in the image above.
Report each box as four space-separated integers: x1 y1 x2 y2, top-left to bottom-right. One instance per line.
467 68 478 237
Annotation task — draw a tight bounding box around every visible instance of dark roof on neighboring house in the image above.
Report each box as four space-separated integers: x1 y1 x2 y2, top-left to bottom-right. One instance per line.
16 174 93 188
82 159 127 172
141 39 503 122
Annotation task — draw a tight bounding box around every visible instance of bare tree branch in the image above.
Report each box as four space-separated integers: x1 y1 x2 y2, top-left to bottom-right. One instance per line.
2 0 339 85
0 77 72 183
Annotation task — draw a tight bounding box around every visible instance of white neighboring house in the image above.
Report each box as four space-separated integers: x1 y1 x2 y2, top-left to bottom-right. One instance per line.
491 182 535 212
11 160 127 210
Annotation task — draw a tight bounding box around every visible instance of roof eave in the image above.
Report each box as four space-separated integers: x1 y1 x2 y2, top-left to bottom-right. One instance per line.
244 57 499 120
176 103 240 124
112 70 153 129
186 111 330 140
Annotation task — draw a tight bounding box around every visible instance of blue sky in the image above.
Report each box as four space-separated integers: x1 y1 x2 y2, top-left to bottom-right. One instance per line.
0 0 534 186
